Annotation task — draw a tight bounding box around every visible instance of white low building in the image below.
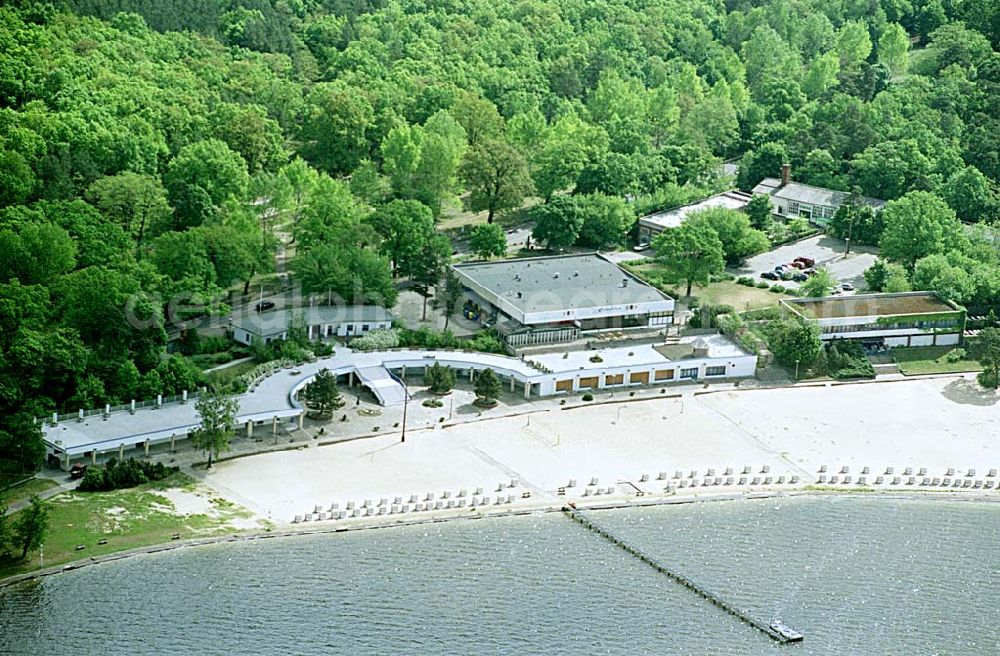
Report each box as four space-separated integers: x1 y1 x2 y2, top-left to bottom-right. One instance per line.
781 292 966 347
527 334 757 394
637 190 753 243
752 164 885 227
40 334 755 469
229 306 394 346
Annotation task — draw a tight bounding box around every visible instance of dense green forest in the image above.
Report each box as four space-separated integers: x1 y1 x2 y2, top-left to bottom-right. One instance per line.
1 0 999 475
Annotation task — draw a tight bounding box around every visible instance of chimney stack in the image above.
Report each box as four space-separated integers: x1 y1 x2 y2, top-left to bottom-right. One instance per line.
781 163 791 187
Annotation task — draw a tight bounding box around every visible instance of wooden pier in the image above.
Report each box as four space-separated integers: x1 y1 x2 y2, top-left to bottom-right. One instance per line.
563 505 800 644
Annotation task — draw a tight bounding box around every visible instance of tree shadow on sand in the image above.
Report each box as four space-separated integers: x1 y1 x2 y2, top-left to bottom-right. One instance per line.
941 378 998 407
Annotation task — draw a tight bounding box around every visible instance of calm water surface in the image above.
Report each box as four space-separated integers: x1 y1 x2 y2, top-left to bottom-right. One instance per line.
2 496 998 655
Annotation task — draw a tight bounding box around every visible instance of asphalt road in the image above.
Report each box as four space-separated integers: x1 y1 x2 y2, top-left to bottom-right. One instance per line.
729 234 877 291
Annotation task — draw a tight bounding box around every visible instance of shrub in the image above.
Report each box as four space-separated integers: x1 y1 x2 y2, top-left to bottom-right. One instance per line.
756 281 770 289
422 398 444 408
351 328 400 351
945 348 966 363
78 458 178 492
463 330 506 354
313 341 334 357
743 307 782 321
824 340 876 379
769 284 785 293
581 393 594 401
197 335 231 355
736 276 755 286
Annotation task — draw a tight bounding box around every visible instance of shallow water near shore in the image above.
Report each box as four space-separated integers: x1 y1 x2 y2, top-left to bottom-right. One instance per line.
2 496 998 655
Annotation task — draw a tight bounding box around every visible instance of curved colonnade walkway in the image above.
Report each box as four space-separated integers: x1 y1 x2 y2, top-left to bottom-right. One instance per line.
41 347 605 467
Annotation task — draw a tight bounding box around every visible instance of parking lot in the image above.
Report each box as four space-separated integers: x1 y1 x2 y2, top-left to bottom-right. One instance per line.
729 234 878 291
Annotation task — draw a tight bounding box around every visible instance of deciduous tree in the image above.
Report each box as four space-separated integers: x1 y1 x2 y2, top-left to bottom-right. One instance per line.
879 191 965 268
192 388 240 468
976 328 1000 389
13 495 48 561
690 208 769 265
531 197 582 251
765 317 822 374
460 139 533 224
469 223 507 260
652 220 725 297
800 268 837 297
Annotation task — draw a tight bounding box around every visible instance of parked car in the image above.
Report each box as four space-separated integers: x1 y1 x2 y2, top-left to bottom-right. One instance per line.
802 268 816 276
795 256 816 267
781 270 798 281
841 282 855 291
774 265 786 273
255 300 276 312
70 463 87 479
793 273 808 282
789 261 805 269
760 271 780 280
633 242 650 252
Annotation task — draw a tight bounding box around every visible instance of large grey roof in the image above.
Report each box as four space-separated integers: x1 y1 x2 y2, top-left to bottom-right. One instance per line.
752 178 885 209
230 305 394 337
453 253 671 314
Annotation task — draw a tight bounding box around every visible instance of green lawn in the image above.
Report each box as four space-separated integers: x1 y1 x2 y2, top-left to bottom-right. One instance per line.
205 358 259 386
0 472 257 578
892 346 983 376
624 262 790 312
0 477 59 507
691 281 790 312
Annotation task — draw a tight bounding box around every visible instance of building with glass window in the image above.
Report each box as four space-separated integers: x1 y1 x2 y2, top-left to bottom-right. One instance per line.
752 165 885 227
452 253 674 347
781 292 966 348
229 305 394 346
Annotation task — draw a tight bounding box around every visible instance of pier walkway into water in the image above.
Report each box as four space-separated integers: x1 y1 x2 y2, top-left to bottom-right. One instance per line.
563 505 799 644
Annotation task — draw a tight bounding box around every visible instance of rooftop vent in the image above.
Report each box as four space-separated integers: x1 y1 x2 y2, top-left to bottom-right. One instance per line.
573 271 579 277
553 272 559 279
621 278 629 287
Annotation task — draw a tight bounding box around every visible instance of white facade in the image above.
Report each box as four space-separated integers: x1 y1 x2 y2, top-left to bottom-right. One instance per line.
230 306 394 346
43 335 755 469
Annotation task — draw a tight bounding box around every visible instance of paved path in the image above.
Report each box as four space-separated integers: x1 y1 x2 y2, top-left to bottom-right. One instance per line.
4 479 79 515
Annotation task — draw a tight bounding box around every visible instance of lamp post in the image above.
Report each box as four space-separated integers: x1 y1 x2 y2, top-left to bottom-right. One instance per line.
388 369 409 443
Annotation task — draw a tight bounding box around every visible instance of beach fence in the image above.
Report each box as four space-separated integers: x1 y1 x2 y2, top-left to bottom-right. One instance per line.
562 505 799 644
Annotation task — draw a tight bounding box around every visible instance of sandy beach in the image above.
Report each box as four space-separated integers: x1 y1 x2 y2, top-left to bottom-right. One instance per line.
202 375 1000 524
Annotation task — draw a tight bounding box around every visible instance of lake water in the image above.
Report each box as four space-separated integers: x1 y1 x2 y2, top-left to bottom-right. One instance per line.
2 496 998 655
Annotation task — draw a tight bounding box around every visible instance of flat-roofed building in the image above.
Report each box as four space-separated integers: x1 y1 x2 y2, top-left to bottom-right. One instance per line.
637 190 753 243
229 305 394 346
452 253 674 347
781 292 965 347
